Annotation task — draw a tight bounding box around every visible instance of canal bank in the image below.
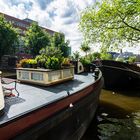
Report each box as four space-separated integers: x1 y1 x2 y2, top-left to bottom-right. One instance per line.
82 89 140 140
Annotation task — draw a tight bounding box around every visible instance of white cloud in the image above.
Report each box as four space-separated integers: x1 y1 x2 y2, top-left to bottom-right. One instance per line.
0 0 96 54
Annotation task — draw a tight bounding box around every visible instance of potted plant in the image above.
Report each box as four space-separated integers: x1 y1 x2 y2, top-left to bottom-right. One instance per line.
19 59 29 68
61 58 72 68
28 59 37 68
80 57 91 72
35 55 47 68
18 59 37 68
16 45 75 85
45 57 61 70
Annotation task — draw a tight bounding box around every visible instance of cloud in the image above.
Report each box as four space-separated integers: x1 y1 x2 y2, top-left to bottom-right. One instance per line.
36 0 53 10
0 0 95 54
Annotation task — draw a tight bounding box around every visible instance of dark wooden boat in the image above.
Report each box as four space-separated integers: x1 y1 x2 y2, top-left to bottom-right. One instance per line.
0 70 103 140
93 60 140 89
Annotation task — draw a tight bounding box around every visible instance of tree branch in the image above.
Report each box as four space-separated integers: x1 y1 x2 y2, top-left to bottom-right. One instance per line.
106 26 127 30
122 20 140 32
117 9 140 32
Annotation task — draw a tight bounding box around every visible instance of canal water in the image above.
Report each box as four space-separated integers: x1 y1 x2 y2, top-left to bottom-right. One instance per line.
82 89 140 140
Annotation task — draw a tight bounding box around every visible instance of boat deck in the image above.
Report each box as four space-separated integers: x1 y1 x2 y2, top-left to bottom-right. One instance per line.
0 73 96 125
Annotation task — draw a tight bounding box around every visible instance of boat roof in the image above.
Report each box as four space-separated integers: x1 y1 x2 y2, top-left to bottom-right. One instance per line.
0 73 96 125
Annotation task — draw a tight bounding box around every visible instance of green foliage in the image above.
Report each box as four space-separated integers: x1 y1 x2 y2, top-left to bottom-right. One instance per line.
24 24 70 58
71 51 80 61
80 57 91 66
0 14 19 58
80 52 112 63
80 42 91 56
35 55 47 68
18 59 28 68
116 55 136 63
62 58 71 66
19 58 37 68
24 22 50 56
128 56 136 63
92 52 101 60
101 53 113 60
36 46 64 69
82 52 113 62
27 59 37 65
45 57 61 70
51 32 70 57
39 47 62 58
116 57 125 62
52 32 65 47
86 53 94 62
80 0 140 50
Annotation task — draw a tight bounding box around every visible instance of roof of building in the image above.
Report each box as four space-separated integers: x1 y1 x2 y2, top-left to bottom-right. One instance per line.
0 12 56 34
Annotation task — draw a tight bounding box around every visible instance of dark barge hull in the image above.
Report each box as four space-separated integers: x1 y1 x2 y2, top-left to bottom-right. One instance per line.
94 60 140 89
0 72 103 140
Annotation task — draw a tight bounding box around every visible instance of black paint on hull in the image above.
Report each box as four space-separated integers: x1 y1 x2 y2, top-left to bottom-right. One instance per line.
95 60 140 90
14 79 103 140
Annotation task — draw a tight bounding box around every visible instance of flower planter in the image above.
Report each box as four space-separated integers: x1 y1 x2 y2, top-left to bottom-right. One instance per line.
16 67 74 86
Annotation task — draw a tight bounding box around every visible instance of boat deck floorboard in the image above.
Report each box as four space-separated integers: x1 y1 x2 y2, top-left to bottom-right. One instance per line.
0 73 95 125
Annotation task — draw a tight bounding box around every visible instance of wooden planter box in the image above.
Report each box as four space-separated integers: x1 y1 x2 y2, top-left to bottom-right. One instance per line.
16 67 74 86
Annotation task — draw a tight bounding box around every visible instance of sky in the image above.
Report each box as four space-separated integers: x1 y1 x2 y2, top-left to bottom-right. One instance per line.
0 0 97 54
0 0 139 55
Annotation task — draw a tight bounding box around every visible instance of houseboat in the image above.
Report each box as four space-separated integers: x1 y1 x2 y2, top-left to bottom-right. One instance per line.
0 68 103 140
93 60 140 89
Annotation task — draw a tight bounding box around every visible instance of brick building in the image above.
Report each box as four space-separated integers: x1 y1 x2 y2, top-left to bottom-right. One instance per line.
0 12 71 58
0 12 55 35
0 12 56 54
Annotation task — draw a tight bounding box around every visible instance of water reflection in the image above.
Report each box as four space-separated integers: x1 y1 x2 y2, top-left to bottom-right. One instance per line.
82 89 140 140
98 115 140 140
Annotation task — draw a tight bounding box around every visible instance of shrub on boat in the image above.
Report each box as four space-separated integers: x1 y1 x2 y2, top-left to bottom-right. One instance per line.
17 57 73 70
35 55 47 68
17 47 73 70
28 59 37 68
19 59 29 68
45 57 61 70
18 59 37 68
61 58 72 68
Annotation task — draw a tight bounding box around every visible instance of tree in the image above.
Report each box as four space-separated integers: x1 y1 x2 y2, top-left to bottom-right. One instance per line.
92 52 101 60
100 53 113 60
72 51 80 61
0 15 19 59
51 32 70 57
39 47 62 59
80 0 140 50
24 22 50 57
80 42 91 56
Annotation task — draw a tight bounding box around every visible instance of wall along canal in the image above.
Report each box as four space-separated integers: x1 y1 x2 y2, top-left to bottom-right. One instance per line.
82 89 140 140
